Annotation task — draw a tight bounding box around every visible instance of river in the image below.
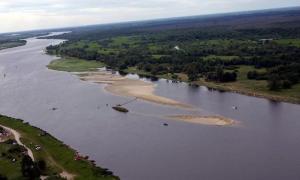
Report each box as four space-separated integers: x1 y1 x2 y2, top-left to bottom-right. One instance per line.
0 34 300 180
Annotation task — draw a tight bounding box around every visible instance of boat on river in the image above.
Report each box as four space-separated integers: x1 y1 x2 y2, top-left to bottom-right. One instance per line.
112 105 129 113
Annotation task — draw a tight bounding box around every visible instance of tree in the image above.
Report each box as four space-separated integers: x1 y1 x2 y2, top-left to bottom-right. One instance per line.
282 80 292 89
37 159 47 173
21 155 40 179
184 64 199 82
216 66 224 82
0 174 7 180
247 71 258 80
268 74 282 90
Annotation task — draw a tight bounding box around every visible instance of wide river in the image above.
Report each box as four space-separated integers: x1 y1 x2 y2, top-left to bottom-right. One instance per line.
0 34 300 180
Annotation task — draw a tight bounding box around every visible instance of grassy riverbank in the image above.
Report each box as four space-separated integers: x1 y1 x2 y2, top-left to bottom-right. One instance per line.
47 56 300 104
0 115 119 180
0 40 26 50
124 66 300 104
48 57 105 72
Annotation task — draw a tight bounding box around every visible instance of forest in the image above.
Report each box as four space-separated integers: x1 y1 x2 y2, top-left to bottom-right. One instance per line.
46 7 300 101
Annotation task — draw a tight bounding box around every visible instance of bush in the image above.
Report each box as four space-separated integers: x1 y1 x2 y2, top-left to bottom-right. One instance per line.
0 174 7 180
21 155 40 178
282 80 292 89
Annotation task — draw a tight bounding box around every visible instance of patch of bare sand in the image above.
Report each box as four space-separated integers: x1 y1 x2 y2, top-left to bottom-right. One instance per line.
60 171 75 180
79 72 191 108
167 115 235 126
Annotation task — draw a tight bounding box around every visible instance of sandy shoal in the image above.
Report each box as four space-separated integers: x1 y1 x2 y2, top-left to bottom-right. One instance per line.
79 72 190 108
167 115 235 126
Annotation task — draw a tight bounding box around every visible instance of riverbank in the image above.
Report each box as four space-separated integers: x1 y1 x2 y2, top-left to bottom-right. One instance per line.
124 67 300 104
0 115 119 180
0 40 26 50
47 56 300 104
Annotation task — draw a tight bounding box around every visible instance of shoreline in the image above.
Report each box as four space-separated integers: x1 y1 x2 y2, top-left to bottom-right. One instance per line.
46 57 300 105
195 80 300 105
124 70 300 105
0 115 119 180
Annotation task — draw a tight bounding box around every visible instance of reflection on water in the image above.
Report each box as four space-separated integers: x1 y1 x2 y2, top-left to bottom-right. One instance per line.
0 36 300 180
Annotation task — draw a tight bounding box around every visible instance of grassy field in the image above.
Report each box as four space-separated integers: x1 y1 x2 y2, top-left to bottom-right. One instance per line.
275 39 300 47
0 115 119 180
0 41 26 50
48 57 105 72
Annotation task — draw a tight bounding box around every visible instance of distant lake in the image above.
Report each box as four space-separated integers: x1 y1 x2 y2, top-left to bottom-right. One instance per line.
0 34 300 180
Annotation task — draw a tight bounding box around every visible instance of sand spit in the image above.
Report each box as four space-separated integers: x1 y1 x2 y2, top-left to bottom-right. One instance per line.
79 72 191 108
167 115 236 126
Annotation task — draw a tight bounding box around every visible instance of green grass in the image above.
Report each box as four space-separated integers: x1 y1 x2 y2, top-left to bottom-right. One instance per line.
110 36 138 46
203 55 239 61
0 115 119 180
275 39 300 48
48 57 105 72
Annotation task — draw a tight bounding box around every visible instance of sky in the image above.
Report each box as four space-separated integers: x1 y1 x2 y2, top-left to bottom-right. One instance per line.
0 0 300 33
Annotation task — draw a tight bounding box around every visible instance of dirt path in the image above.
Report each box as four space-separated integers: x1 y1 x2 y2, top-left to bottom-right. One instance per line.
0 125 75 180
0 125 35 161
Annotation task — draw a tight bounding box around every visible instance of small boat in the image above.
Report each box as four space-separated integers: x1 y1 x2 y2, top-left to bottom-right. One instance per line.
112 105 129 113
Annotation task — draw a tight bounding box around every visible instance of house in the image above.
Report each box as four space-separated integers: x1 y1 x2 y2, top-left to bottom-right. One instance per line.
174 46 180 50
259 38 274 45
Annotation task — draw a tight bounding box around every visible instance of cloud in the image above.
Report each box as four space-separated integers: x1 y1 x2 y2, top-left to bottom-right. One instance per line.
0 0 299 33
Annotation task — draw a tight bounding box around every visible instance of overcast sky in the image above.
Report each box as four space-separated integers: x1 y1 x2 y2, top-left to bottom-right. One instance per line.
0 0 299 33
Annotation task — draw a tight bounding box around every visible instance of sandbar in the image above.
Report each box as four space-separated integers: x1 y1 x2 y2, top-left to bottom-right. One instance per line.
167 115 235 126
79 72 191 108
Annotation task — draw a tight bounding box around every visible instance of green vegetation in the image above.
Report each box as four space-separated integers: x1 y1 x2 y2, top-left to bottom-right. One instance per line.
46 8 300 103
0 143 23 179
276 39 300 48
0 40 26 50
48 57 105 72
0 115 119 180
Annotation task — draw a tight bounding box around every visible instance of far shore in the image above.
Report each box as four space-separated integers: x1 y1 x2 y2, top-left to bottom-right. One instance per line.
123 68 300 105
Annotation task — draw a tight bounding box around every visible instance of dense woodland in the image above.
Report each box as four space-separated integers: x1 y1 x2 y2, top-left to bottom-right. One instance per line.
47 7 300 91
